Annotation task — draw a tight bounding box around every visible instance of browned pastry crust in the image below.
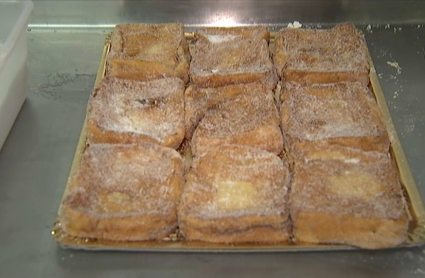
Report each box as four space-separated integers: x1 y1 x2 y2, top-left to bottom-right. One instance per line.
274 23 370 85
86 77 185 149
107 23 190 83
60 143 184 241
179 145 291 243
190 26 278 89
190 83 283 156
280 82 390 153
290 144 408 249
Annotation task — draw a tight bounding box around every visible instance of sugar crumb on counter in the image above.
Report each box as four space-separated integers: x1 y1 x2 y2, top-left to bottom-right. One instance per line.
287 21 302 29
415 268 425 275
393 90 398 99
393 27 403 33
387 61 402 74
366 24 372 33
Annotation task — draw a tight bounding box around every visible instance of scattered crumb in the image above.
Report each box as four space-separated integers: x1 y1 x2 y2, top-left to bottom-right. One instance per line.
385 24 390 29
417 268 425 275
393 91 398 99
293 21 302 28
378 73 383 79
387 61 402 74
393 26 402 33
379 49 388 58
366 24 372 32
404 115 415 133
287 21 302 29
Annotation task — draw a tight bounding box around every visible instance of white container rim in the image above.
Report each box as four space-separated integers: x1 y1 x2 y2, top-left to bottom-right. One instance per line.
0 0 34 72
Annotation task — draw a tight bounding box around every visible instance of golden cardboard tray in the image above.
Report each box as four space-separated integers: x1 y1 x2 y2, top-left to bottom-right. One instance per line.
51 30 425 252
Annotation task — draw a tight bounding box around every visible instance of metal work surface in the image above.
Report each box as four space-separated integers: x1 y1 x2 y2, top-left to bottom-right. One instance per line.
1 1 425 277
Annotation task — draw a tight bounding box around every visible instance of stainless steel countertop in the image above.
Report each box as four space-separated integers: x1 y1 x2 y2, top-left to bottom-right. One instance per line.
1 1 425 277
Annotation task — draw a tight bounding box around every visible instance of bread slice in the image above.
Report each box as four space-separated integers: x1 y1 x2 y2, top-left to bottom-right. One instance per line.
86 77 185 149
280 82 389 153
59 143 184 241
191 83 283 156
274 23 370 85
107 23 190 83
179 145 291 243
190 26 278 89
290 144 408 249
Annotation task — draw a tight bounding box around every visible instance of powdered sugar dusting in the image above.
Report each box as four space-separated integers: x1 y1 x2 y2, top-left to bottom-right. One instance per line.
344 158 360 164
191 37 273 74
197 86 277 136
109 23 185 67
87 77 184 144
180 145 290 219
184 84 250 139
191 26 274 75
206 34 237 44
275 23 369 74
192 83 283 154
281 82 388 141
64 143 183 217
291 147 407 220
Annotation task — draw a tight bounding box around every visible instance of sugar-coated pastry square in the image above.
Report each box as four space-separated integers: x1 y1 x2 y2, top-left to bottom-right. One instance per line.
274 23 370 85
190 83 283 156
59 143 184 241
179 145 291 243
280 82 389 153
107 23 190 83
86 77 185 149
290 144 408 249
190 26 278 88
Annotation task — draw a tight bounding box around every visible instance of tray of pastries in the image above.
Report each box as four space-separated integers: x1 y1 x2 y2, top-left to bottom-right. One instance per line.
52 22 425 251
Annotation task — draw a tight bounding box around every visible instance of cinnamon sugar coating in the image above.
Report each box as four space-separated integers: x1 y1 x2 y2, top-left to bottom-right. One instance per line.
274 23 370 85
190 26 278 88
107 23 190 83
60 143 184 241
280 82 390 153
290 144 408 249
59 23 410 248
190 83 283 156
179 145 291 243
86 77 185 149
184 84 247 140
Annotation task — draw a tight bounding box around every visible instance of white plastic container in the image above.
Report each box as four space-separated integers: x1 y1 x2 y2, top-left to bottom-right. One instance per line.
0 0 33 150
